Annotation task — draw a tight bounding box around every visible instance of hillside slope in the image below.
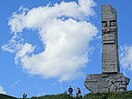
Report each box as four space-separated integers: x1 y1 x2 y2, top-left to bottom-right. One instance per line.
1 91 132 99
0 94 17 99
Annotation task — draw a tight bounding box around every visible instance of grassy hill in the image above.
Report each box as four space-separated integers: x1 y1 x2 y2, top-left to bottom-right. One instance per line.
0 94 17 99
30 91 132 99
1 91 132 99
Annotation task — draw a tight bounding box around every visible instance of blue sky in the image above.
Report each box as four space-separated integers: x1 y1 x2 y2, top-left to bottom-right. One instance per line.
0 0 132 98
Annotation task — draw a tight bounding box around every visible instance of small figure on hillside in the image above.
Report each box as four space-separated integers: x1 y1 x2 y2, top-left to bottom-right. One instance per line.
23 93 27 98
68 86 73 96
76 87 81 97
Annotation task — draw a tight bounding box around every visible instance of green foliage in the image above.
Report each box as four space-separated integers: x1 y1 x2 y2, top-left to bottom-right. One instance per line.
1 91 132 99
83 91 132 99
31 93 72 99
30 91 132 99
0 94 17 99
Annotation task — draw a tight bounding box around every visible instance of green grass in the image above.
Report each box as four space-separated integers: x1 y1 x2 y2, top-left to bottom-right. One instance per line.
0 94 17 99
1 91 132 99
30 91 132 99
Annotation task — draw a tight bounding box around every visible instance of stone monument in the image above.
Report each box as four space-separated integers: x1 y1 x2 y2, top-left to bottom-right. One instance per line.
84 4 130 93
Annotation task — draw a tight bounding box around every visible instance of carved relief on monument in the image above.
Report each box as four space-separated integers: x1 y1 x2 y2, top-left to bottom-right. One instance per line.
107 74 130 92
110 20 116 27
103 34 115 41
102 21 107 27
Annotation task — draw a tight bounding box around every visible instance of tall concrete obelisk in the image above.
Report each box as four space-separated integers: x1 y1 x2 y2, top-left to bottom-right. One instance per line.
102 5 120 74
84 4 130 93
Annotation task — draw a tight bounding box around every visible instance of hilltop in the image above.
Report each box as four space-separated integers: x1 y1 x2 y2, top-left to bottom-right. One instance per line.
1 91 132 99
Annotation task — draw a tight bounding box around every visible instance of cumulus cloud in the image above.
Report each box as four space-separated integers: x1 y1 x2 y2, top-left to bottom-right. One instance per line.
2 0 97 81
0 85 6 94
120 45 132 70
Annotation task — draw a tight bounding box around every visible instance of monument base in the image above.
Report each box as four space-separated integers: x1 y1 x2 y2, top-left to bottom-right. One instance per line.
84 73 130 93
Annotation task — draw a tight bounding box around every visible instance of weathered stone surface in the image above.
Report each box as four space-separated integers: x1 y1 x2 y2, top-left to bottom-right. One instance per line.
84 73 130 93
102 4 119 73
84 4 130 93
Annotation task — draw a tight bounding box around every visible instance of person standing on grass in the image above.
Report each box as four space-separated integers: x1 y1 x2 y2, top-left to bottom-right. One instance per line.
68 86 73 96
76 87 81 97
23 93 27 98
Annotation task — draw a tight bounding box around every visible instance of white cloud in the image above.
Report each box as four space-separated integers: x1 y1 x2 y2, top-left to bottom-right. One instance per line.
120 45 132 70
0 85 6 94
8 0 95 33
2 34 24 53
15 43 35 65
2 0 97 81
